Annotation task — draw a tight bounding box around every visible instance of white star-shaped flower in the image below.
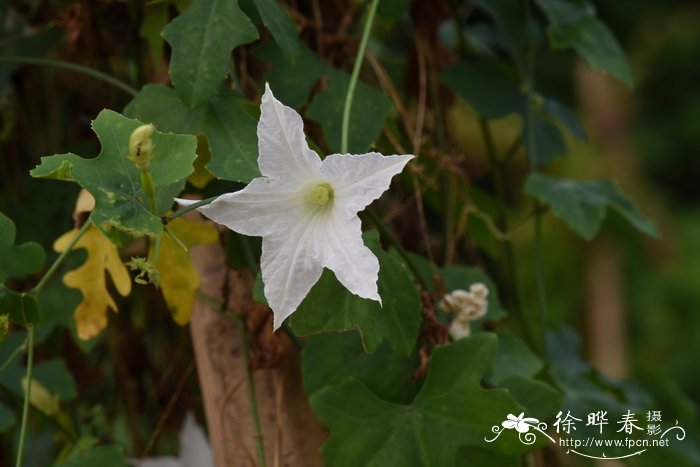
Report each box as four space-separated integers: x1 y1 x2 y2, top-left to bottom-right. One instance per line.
502 412 540 433
181 84 413 330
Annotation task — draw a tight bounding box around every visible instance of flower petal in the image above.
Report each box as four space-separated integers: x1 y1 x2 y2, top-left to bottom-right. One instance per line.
318 211 381 303
179 412 214 467
258 83 321 182
320 152 413 215
261 209 325 330
502 420 517 429
515 422 531 433
188 177 306 237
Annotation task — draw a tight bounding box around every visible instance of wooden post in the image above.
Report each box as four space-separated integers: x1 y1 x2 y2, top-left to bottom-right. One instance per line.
189 241 327 467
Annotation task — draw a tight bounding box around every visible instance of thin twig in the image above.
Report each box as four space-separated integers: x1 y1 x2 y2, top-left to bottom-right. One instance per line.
141 362 195 457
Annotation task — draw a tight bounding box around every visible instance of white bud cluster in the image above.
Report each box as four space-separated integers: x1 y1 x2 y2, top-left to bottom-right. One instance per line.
438 283 489 341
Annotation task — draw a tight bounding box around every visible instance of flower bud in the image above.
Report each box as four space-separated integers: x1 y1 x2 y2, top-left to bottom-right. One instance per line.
0 314 8 343
127 124 155 171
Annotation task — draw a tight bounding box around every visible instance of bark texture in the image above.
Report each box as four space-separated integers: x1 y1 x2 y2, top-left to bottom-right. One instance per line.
189 241 327 467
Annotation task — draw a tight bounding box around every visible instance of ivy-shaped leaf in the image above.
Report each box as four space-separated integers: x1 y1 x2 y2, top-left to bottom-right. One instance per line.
154 217 218 325
534 0 633 86
254 42 394 153
303 331 421 404
310 334 537 467
470 0 532 68
53 225 132 340
249 0 300 61
162 0 259 107
289 231 421 356
307 72 394 153
0 211 45 283
525 173 659 239
0 212 45 326
252 41 327 107
488 332 562 421
31 110 197 245
124 85 259 183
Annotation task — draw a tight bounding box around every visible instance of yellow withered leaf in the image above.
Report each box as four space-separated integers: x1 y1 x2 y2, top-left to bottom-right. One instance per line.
156 217 218 325
187 136 215 189
54 225 131 340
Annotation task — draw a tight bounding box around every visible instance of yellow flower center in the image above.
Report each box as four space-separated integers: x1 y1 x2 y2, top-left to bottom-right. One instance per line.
308 182 334 206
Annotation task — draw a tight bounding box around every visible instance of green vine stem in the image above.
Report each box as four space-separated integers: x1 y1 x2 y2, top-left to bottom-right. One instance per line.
13 219 92 466
31 219 91 296
478 118 527 339
523 0 549 359
15 325 34 467
0 56 139 96
165 196 220 223
340 0 381 154
0 339 26 374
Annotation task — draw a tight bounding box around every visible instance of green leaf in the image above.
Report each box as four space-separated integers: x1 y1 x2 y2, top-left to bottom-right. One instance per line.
470 0 532 68
442 58 527 119
526 111 567 166
500 376 561 421
455 446 520 467
252 41 327 107
489 332 542 385
546 327 663 459
254 42 394 152
543 98 585 140
0 212 45 283
162 0 259 107
33 359 78 402
0 288 39 326
139 1 169 71
302 331 420 404
55 445 126 467
0 356 76 401
0 401 15 431
525 173 659 239
290 231 421 356
307 73 394 153
249 0 300 61
489 332 562 421
376 0 411 25
310 334 536 467
125 84 259 183
441 266 508 320
534 0 633 86
31 110 198 244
